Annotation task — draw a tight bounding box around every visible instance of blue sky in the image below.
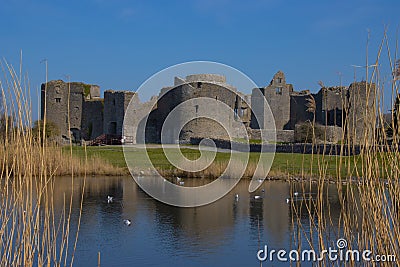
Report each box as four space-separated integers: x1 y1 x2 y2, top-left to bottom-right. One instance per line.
0 0 399 118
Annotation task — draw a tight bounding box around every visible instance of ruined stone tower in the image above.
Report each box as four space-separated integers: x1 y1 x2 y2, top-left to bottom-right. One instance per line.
41 80 103 141
41 72 377 145
345 81 376 143
103 90 135 136
251 71 292 130
150 74 250 143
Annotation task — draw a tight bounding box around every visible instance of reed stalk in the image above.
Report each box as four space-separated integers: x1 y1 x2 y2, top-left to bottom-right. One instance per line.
289 30 400 266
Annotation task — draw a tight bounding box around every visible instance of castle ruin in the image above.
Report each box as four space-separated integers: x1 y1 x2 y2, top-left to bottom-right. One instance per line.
41 71 375 145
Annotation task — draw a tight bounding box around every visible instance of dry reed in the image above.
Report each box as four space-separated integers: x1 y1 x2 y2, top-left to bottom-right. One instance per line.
288 29 400 266
0 58 100 266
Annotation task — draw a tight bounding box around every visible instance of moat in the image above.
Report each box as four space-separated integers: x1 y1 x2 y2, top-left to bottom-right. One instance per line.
56 176 342 266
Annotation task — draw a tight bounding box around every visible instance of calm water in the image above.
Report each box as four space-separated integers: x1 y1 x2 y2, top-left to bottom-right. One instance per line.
54 176 342 266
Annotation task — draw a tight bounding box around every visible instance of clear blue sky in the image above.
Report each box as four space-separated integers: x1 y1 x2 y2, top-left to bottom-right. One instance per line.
0 0 399 119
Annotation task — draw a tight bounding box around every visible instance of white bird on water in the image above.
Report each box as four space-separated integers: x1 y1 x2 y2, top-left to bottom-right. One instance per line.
179 181 185 186
253 188 266 200
286 192 299 203
176 177 182 182
235 194 239 201
107 195 114 203
123 219 132 226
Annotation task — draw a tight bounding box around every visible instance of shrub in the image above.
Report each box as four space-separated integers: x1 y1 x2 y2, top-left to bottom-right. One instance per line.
32 119 60 141
294 122 325 143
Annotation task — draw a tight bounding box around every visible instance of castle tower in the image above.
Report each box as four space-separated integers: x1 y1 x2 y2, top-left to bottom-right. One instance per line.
346 81 376 144
103 90 136 136
153 74 249 143
251 71 292 130
41 80 103 142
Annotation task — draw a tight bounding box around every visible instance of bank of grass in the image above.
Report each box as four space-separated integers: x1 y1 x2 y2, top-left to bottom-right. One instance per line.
0 144 126 176
67 145 365 180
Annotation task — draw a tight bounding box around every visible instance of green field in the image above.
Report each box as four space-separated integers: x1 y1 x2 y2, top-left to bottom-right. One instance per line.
66 145 366 179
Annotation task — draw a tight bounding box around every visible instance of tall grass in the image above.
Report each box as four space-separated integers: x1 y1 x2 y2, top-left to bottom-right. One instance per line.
0 59 91 266
288 30 400 265
0 144 127 177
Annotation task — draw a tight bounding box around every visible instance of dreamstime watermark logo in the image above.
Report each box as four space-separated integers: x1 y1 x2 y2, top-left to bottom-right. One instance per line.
257 238 396 263
122 61 276 207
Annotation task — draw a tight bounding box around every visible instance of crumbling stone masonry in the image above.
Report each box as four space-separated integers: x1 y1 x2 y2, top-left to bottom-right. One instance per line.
146 74 250 143
251 71 375 143
41 71 376 145
41 80 103 142
103 90 135 136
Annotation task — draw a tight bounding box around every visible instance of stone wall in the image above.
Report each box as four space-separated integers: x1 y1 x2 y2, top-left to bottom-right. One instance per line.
152 75 248 143
41 80 69 139
314 87 346 127
294 123 343 143
324 125 343 143
190 137 361 155
250 88 267 129
185 74 226 84
248 129 294 143
125 95 158 144
289 92 313 129
41 80 101 141
41 74 377 146
68 85 84 140
346 82 376 144
81 100 103 140
251 71 292 130
276 130 295 143
103 90 135 136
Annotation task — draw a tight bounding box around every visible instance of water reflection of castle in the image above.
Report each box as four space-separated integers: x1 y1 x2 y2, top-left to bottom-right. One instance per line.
51 177 341 251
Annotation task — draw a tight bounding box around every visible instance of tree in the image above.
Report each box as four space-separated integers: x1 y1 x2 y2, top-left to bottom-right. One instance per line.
294 122 325 143
32 120 60 141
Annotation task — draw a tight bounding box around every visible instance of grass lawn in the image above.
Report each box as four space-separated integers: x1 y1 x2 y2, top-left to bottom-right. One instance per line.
65 145 366 179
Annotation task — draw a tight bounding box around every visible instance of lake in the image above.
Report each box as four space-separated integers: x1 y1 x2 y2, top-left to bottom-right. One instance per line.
54 176 342 266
